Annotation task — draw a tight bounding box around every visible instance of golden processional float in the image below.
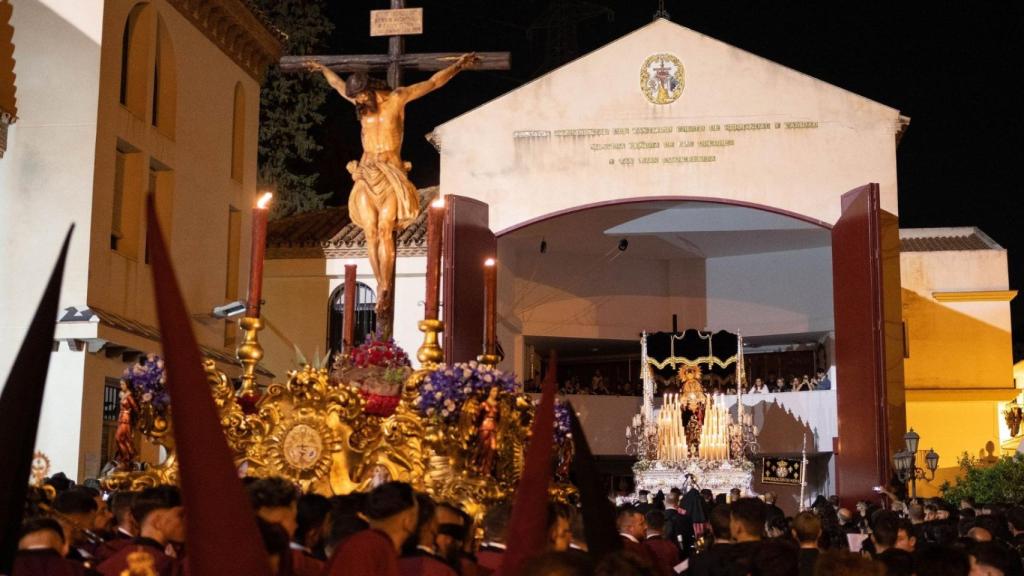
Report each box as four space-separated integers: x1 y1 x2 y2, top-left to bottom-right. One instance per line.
626 329 760 496
102 194 576 519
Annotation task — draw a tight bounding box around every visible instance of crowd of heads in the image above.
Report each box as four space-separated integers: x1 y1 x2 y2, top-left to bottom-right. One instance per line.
14 470 1024 576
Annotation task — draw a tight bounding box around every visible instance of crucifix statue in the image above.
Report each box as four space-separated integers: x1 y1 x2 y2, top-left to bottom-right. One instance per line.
281 1 510 339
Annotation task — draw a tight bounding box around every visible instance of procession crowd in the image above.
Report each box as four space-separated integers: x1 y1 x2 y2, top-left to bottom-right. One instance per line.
11 473 1023 576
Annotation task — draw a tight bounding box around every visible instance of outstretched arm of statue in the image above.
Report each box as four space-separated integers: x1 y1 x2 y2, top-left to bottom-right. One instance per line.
396 52 479 103
305 60 356 104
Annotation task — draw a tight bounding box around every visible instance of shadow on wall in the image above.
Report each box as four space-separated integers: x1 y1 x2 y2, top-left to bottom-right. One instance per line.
900 288 1014 389
743 399 818 454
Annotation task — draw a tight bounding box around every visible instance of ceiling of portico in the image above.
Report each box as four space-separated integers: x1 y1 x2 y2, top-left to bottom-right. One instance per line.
500 200 831 260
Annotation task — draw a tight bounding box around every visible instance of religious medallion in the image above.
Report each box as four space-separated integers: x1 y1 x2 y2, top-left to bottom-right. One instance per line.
264 414 336 481
641 53 685 105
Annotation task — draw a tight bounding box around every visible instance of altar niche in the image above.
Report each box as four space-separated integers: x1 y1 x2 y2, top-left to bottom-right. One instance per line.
443 186 906 506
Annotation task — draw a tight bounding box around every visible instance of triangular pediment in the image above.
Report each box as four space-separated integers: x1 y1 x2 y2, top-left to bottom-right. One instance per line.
434 19 903 231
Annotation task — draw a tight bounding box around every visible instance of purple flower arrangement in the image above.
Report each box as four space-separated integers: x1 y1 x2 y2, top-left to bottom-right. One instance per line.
418 361 519 422
122 353 170 417
553 401 573 444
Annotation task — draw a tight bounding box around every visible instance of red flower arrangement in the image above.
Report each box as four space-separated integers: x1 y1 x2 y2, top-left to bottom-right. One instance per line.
331 334 412 417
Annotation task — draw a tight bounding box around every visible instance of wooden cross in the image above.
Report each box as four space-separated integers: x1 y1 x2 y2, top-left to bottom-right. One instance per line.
279 0 510 88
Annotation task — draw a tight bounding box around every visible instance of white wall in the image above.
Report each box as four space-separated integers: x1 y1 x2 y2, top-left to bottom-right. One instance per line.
325 255 428 368
705 247 834 336
435 19 901 233
0 0 102 381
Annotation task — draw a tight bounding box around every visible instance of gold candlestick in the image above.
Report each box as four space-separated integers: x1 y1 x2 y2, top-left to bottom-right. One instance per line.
236 316 264 398
417 319 444 367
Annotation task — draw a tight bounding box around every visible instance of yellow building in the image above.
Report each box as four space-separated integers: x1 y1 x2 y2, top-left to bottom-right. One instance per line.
0 0 281 480
900 227 1019 495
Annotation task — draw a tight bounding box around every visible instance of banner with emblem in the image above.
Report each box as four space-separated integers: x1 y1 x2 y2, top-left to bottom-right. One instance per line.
761 456 803 486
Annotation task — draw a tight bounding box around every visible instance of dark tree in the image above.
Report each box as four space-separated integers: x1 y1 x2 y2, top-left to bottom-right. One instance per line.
251 0 334 218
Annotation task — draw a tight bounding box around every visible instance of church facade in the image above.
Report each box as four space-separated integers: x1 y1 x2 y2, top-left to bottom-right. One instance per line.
267 19 1017 503
0 0 281 480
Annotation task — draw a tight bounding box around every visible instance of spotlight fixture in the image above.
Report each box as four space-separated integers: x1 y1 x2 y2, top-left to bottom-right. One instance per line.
540 238 548 253
618 238 629 251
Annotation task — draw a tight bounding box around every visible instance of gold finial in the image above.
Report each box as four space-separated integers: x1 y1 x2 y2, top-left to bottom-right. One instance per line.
416 319 444 367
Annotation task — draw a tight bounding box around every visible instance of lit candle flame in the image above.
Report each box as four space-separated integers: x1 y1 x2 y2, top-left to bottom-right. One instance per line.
256 192 273 209
431 196 446 208
484 258 495 266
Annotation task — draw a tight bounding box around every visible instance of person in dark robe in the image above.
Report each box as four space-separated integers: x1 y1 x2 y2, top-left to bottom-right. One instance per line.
11 517 88 576
476 502 511 573
688 504 733 576
293 493 331 561
663 491 694 556
247 477 324 576
93 491 137 564
398 493 457 576
792 511 822 576
95 486 185 576
682 487 708 540
52 488 100 567
721 498 767 576
643 510 680 576
323 493 368 559
324 481 419 576
434 503 468 572
616 506 660 574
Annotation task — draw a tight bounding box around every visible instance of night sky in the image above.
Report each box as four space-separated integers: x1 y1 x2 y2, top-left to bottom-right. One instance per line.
311 1 1023 352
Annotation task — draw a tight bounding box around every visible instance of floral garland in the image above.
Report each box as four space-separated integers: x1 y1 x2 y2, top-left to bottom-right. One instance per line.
418 361 518 422
122 354 169 417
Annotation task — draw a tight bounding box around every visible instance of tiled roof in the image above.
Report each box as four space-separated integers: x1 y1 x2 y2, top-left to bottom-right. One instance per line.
267 187 438 259
57 306 274 377
899 227 1000 252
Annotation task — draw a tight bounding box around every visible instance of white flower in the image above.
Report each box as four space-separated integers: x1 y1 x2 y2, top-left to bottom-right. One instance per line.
441 409 450 417
462 368 472 379
423 384 433 392
142 392 153 402
463 386 472 394
483 374 493 383
444 399 456 411
434 392 443 400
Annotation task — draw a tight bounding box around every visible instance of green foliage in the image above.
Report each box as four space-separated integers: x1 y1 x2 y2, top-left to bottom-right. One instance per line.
940 452 1024 505
250 0 334 218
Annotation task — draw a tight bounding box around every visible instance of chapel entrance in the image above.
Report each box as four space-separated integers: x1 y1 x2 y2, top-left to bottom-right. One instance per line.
442 185 904 504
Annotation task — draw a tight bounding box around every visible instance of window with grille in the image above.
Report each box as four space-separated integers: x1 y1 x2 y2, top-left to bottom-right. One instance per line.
328 282 377 355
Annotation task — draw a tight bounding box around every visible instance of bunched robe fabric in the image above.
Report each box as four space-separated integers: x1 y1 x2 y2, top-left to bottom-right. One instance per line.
325 529 398 576
11 549 89 576
398 550 458 576
95 538 183 576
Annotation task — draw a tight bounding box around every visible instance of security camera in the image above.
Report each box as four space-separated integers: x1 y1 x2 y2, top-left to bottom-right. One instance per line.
618 238 629 251
212 300 246 318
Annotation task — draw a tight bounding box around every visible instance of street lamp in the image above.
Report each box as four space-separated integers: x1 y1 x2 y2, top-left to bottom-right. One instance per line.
892 428 939 499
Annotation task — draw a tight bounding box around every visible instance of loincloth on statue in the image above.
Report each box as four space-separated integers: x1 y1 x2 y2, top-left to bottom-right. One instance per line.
347 159 420 230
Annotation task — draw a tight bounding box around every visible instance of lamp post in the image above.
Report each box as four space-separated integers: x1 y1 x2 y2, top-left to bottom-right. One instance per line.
892 428 939 499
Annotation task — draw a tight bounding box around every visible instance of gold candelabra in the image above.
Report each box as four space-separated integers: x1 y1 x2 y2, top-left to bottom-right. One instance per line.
236 316 265 398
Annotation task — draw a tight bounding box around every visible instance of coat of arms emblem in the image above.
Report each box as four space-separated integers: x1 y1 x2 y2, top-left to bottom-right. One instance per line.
641 53 685 105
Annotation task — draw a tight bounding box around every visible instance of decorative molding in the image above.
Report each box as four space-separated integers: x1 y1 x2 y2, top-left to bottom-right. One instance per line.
165 0 284 82
932 290 1017 303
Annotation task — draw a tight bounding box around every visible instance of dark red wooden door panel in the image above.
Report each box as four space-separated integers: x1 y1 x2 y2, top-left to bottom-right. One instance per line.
442 195 495 365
